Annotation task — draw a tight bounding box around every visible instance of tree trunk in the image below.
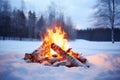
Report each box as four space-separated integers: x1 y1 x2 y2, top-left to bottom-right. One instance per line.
111 0 115 44
111 25 114 43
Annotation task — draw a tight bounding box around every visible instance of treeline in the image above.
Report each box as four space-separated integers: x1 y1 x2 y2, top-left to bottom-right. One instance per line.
1 0 120 41
0 0 76 40
76 28 120 41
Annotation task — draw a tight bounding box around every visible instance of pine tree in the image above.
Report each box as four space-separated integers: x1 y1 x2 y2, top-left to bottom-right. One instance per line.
27 11 36 38
36 15 46 39
0 0 11 39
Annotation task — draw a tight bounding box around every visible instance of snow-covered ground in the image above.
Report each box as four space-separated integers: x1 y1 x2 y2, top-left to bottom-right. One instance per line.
0 39 120 80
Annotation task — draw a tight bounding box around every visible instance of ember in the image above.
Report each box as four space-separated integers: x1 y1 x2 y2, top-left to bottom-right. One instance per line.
24 24 89 68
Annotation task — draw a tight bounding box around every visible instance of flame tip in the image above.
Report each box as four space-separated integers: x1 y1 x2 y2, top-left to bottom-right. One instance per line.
40 24 68 58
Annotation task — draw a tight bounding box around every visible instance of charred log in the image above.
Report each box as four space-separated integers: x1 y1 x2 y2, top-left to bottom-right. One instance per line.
51 43 88 67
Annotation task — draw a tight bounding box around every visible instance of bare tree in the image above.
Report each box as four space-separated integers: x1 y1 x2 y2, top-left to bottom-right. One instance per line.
65 17 76 40
21 0 26 11
46 3 76 40
48 2 56 27
93 0 120 43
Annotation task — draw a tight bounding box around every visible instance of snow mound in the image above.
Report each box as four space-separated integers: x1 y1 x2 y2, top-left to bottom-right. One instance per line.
0 53 120 80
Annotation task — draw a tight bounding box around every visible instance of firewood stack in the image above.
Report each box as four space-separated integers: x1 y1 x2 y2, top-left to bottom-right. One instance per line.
24 43 89 68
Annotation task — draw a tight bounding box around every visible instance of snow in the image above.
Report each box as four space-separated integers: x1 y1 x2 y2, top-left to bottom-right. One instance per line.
0 40 42 54
69 39 120 55
0 39 120 80
0 39 120 55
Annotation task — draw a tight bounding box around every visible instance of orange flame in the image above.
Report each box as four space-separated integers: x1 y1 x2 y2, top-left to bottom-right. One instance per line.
40 24 69 58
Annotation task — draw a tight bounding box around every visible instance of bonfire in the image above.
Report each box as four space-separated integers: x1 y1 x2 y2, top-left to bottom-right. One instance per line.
24 24 89 68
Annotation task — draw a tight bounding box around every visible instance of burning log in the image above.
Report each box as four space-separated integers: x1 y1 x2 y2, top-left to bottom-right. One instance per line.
24 52 63 64
24 53 41 62
24 43 89 68
51 43 89 68
66 48 87 63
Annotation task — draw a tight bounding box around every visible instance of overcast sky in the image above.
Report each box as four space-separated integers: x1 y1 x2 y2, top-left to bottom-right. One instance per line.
10 0 96 29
